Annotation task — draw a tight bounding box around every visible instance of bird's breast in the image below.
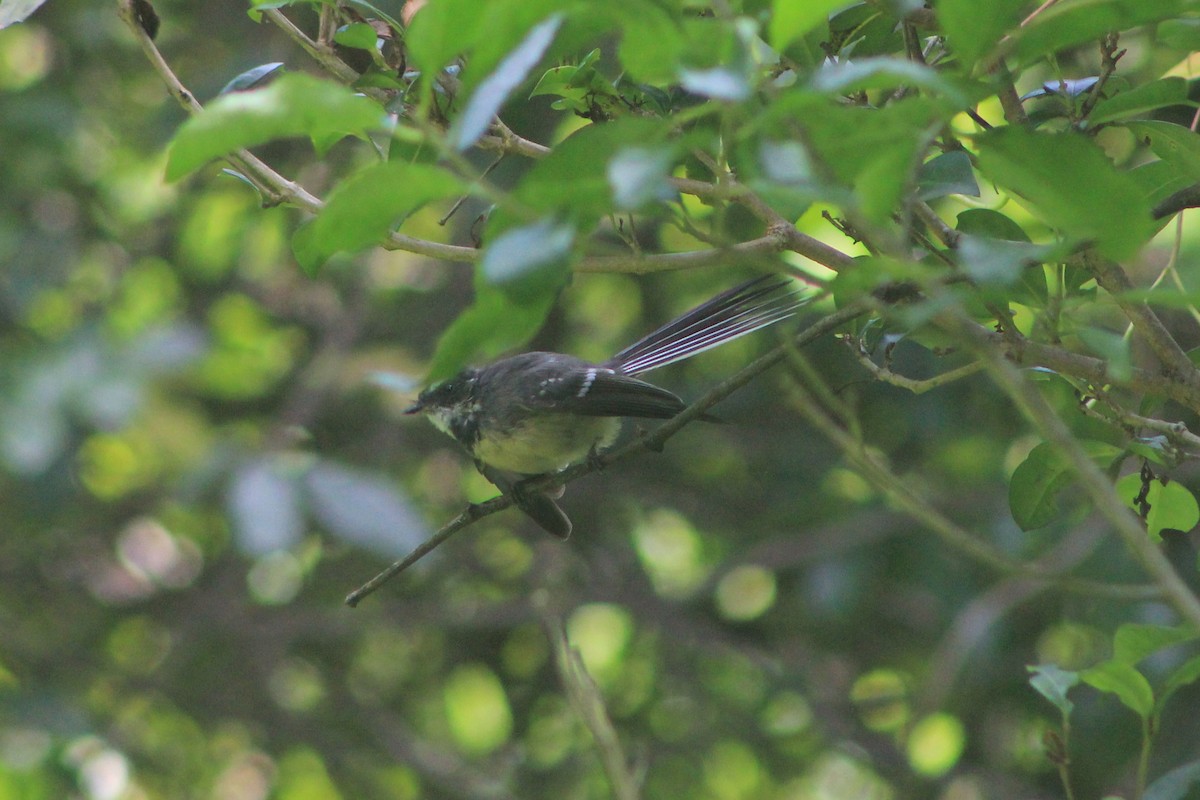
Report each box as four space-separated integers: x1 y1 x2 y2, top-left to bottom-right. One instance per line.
473 413 621 474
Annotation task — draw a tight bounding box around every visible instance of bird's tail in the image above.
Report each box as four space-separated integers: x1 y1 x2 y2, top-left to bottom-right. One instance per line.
606 275 809 376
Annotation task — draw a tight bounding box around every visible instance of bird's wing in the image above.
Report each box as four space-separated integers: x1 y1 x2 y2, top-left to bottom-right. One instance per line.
527 366 686 419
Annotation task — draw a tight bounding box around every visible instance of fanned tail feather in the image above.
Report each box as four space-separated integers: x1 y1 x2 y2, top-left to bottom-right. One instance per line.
606 275 808 376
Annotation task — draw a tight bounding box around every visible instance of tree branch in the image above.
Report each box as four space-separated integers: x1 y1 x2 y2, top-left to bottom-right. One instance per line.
1082 251 1200 394
953 313 1200 625
542 615 640 800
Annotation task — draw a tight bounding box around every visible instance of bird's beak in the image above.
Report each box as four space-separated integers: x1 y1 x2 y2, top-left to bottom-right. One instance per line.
403 400 424 415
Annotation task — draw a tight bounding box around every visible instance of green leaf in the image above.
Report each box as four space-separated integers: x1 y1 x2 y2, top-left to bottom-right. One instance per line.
1009 441 1124 530
334 22 379 51
1145 759 1200 800
1081 660 1154 719
956 208 1031 243
773 95 944 223
291 162 465 273
451 14 562 151
1009 442 1074 531
1089 77 1190 126
514 117 671 220
405 0 484 75
769 0 855 52
917 151 979 201
1128 159 1199 212
936 0 1026 65
1012 0 1191 66
1113 623 1200 665
1027 663 1079 717
479 218 575 300
219 62 285 95
166 73 383 181
611 0 683 84
1159 19 1200 52
974 127 1155 260
1115 473 1200 541
425 288 555 383
1125 120 1200 180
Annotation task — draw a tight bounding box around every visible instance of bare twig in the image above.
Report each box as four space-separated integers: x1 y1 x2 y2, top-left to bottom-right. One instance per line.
844 336 984 394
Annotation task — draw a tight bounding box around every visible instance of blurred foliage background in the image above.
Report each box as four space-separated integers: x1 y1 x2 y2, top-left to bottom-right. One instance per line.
3 1 1200 799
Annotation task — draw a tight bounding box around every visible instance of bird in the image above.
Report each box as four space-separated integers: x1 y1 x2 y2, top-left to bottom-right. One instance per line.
404 274 808 537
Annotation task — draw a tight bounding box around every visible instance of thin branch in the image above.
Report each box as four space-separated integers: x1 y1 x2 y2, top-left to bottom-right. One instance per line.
1082 252 1200 392
779 346 1163 600
844 336 985 394
1077 33 1125 122
576 233 787 274
542 615 640 800
988 329 1200 417
262 8 390 101
913 199 961 249
118 0 323 210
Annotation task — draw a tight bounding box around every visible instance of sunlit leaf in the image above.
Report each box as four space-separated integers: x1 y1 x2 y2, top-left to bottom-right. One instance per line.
906 713 965 777
444 664 513 754
1115 472 1200 541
